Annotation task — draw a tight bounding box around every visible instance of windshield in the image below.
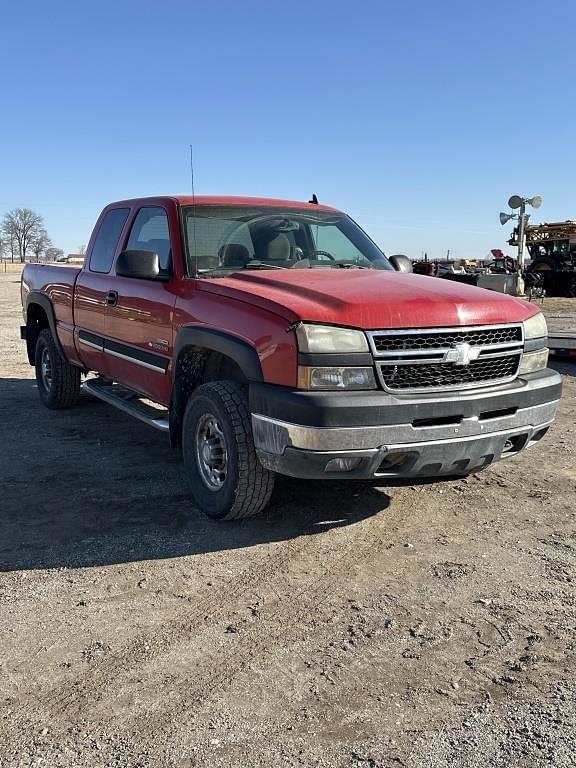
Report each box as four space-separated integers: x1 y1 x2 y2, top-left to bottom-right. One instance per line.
181 205 393 276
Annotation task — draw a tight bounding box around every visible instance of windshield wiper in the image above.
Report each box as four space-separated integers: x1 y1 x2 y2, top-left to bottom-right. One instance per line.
244 261 289 270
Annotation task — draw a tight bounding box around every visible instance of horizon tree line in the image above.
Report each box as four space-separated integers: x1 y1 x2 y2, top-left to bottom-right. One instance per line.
0 208 64 263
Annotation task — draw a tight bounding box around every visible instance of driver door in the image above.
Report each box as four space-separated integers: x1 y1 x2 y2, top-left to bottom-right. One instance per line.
105 205 176 406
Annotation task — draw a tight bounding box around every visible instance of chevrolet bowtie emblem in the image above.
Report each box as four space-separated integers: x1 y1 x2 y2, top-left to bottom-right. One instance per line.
442 342 481 366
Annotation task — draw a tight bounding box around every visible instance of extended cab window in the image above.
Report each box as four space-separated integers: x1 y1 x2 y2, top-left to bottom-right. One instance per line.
90 208 130 273
126 207 171 271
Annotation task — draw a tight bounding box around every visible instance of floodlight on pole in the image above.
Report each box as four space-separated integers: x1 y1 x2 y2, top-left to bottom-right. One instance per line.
499 212 515 226
508 195 523 209
499 194 542 268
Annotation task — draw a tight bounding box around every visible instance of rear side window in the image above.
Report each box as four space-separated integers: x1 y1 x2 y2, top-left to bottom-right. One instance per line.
126 207 171 270
89 208 130 273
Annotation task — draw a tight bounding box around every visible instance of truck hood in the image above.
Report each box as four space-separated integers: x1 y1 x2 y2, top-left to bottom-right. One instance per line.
200 269 537 329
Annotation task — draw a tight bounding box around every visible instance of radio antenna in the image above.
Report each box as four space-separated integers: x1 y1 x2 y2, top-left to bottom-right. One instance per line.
189 144 195 196
189 144 198 275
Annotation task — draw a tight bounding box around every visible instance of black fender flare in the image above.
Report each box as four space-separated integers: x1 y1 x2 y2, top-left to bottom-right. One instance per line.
169 326 263 448
172 326 263 383
24 291 64 362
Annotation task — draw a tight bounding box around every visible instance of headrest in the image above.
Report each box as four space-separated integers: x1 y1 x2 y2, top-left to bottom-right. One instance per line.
267 234 291 261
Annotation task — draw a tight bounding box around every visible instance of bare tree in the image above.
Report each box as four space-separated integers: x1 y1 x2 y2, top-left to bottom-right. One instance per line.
78 244 86 256
8 232 16 262
1 209 44 262
29 228 52 262
45 247 64 262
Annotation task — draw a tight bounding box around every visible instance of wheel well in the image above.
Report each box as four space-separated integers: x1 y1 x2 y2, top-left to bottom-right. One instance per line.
170 347 248 448
26 303 50 364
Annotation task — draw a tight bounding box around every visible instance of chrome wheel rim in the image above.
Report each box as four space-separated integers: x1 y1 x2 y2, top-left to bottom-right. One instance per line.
195 413 228 491
41 347 52 391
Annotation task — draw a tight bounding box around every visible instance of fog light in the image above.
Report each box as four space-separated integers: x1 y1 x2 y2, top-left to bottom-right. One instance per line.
324 457 362 472
530 426 549 443
376 452 414 473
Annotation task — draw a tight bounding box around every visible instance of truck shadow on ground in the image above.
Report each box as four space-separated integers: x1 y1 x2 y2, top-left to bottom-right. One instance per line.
0 379 390 572
548 356 576 376
2 358 572 573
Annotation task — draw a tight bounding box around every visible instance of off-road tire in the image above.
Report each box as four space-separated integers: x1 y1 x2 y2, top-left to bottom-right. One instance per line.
35 328 81 409
182 381 275 520
529 258 556 272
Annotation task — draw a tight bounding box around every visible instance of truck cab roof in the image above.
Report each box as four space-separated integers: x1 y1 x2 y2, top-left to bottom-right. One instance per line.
103 195 339 213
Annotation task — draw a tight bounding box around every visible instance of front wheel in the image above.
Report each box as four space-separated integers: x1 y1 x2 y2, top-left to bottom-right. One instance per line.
182 381 275 520
34 328 81 409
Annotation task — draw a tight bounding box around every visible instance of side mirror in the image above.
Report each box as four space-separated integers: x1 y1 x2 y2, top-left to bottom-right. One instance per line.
116 250 170 281
389 254 413 273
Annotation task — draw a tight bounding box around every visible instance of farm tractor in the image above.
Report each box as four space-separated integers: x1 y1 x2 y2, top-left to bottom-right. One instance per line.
509 220 576 297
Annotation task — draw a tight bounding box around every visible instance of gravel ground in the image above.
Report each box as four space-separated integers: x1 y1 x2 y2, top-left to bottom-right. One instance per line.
0 271 575 767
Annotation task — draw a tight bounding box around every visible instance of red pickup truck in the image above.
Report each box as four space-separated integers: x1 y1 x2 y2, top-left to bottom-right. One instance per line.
21 196 561 520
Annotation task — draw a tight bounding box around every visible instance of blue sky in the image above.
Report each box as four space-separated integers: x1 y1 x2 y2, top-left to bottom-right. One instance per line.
1 0 574 259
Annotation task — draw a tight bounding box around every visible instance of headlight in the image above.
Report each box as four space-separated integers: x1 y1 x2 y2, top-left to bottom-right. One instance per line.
297 366 377 390
523 312 547 340
519 348 549 374
295 324 368 353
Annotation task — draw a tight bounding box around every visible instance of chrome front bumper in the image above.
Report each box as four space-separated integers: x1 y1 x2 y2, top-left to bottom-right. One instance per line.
251 383 561 480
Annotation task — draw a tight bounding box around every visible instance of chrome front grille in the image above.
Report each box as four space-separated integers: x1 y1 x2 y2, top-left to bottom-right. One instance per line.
378 354 520 391
372 326 522 352
367 324 524 393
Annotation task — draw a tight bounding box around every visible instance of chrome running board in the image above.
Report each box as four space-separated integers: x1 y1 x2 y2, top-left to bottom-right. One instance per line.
82 379 170 433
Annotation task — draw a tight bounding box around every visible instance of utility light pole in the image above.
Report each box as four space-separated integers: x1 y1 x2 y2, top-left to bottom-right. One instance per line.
499 194 542 268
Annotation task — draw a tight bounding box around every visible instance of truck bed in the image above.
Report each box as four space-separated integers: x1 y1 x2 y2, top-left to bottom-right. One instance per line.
21 263 81 329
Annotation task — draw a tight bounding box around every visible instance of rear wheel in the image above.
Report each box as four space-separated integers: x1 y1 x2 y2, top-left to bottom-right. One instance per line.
530 258 556 272
182 381 275 520
34 328 81 409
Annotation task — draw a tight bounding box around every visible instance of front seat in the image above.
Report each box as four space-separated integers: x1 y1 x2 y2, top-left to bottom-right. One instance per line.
266 234 291 263
219 244 250 267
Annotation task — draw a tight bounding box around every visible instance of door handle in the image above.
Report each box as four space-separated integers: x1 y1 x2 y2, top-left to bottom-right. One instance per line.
106 290 118 307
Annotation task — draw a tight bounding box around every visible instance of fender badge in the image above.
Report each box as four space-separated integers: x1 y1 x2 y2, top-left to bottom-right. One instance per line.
148 339 169 352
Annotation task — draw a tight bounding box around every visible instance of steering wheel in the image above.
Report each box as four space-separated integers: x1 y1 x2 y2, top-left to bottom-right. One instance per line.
308 249 335 261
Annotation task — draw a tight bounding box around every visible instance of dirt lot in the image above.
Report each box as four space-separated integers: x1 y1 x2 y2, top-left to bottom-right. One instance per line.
0 271 575 767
